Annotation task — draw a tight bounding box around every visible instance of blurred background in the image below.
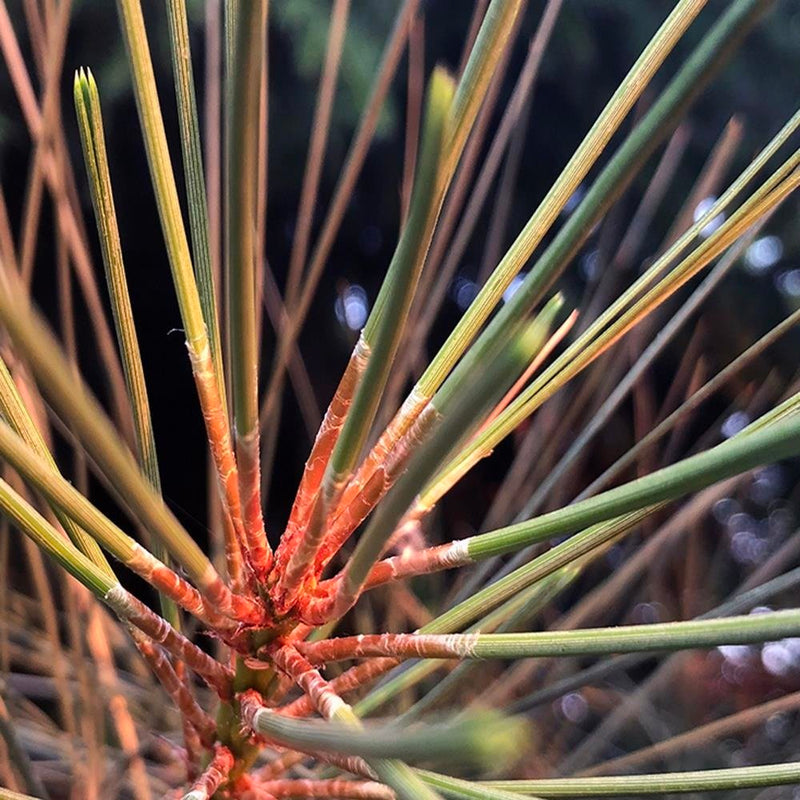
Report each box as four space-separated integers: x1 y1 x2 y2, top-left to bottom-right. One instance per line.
2 0 800 792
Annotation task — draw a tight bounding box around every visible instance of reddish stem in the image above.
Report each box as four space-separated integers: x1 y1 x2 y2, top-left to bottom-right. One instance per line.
237 775 278 800
199 568 268 626
310 397 440 579
174 659 204 782
182 744 234 799
254 748 377 786
105 585 234 699
127 543 238 630
241 689 374 788
330 388 429 520
304 537 473 619
270 335 370 611
280 657 398 718
188 341 249 586
237 425 273 581
254 751 306 782
296 632 478 662
253 778 393 798
220 494 246 595
133 634 217 746
357 537 472 591
271 646 349 718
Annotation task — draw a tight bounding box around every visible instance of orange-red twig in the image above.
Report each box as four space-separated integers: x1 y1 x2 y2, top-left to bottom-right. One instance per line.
188 341 250 588
251 779 393 799
183 745 234 799
127 544 237 630
271 646 348 719
199 566 267 626
237 425 273 581
270 335 370 612
133 633 217 746
308 399 441 585
241 686 374 785
105 586 234 698
314 537 473 602
280 657 398 718
296 632 477 662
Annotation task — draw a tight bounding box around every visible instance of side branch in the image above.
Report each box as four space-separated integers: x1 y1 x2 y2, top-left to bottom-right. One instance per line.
269 334 370 613
280 658 400 719
252 779 393 799
132 632 217 746
105 585 234 698
296 610 800 662
181 745 234 800
310 397 442 579
188 341 251 585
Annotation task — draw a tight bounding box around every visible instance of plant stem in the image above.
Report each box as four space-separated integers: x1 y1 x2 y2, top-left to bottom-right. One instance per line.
180 745 234 800
304 318 556 623
226 0 271 579
0 475 232 695
470 761 800 796
269 335 371 612
299 608 800 661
